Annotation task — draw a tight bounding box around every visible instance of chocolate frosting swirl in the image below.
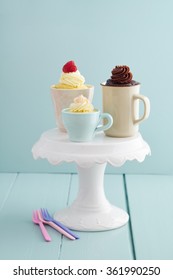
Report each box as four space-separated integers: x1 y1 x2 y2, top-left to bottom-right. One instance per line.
106 65 137 86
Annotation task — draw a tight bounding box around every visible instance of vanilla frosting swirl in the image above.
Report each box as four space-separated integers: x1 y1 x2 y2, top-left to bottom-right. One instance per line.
69 95 94 112
59 70 85 88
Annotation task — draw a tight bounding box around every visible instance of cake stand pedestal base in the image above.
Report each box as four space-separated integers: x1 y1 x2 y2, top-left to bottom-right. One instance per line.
54 163 129 231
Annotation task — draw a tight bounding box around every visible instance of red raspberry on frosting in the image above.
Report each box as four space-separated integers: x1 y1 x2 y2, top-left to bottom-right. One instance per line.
62 60 77 73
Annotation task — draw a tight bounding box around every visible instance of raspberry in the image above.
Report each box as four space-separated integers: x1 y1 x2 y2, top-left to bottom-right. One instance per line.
62 60 77 73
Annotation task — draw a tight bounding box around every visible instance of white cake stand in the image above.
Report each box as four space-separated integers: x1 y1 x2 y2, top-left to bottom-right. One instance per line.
32 129 150 231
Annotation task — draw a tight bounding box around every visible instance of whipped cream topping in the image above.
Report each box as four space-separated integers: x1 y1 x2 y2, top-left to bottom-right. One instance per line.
59 70 85 88
69 95 94 112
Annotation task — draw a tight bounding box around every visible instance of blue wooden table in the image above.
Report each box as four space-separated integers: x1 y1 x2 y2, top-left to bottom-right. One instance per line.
0 173 173 260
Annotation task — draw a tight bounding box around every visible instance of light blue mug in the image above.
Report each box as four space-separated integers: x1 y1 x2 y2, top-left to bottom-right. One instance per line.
62 109 113 142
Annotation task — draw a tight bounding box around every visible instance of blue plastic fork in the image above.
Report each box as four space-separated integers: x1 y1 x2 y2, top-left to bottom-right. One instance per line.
41 208 80 239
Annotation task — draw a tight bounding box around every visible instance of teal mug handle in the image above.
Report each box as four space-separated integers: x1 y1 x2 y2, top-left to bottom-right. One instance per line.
95 113 113 133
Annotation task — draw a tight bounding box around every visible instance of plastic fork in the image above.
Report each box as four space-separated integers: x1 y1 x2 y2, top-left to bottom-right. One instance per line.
32 210 51 242
41 208 79 239
37 210 75 241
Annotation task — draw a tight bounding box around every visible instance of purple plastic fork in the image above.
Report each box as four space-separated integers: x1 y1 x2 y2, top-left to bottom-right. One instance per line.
41 208 79 239
38 210 75 240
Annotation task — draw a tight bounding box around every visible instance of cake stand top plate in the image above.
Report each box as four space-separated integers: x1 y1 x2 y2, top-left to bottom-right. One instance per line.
32 128 151 168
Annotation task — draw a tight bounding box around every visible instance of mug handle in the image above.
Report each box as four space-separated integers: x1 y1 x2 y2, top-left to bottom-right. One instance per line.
95 113 113 133
133 94 150 124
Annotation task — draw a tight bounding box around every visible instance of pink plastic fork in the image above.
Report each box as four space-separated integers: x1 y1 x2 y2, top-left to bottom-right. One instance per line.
32 210 51 242
37 210 75 241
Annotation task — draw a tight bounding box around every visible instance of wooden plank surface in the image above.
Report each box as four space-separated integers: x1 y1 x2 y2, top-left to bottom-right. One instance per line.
0 173 133 260
126 175 173 260
1 173 173 260
0 173 17 210
0 173 71 260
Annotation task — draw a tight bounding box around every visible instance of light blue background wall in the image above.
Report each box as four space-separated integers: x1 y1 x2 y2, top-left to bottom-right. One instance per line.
1 0 173 173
